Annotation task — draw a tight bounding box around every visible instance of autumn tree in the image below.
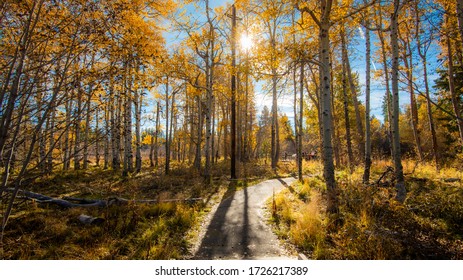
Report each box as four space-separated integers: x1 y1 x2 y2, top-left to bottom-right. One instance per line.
250 0 292 170
0 0 171 249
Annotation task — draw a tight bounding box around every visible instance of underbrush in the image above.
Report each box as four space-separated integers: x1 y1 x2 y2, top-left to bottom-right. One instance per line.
2 162 214 259
270 160 463 259
2 159 285 259
3 202 198 259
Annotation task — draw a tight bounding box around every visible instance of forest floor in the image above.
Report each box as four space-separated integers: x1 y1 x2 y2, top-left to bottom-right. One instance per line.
3 159 462 259
270 160 463 259
1 159 290 259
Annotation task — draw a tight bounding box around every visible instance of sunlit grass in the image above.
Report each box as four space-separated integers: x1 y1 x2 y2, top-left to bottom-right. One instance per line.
3 200 200 259
3 158 293 259
2 161 211 259
269 160 463 259
269 178 328 258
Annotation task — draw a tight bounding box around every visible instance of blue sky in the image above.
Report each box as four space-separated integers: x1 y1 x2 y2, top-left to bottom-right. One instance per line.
353 25 442 124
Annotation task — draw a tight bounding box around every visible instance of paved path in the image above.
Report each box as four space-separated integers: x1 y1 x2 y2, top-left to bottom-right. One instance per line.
193 177 297 260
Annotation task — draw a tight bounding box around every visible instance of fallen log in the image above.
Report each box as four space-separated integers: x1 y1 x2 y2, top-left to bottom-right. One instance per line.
78 214 105 225
375 166 394 187
132 198 204 204
5 188 108 208
5 188 202 208
61 197 104 204
443 178 461 183
62 196 129 206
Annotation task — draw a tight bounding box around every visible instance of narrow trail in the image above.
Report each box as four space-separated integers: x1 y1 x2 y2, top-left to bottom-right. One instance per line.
193 177 297 260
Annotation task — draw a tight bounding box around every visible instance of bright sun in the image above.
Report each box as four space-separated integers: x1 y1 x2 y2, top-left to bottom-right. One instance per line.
240 34 253 51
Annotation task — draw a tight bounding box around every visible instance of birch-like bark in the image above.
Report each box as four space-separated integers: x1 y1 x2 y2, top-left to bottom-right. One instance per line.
47 97 55 173
298 62 304 182
318 0 337 213
204 0 214 183
363 25 372 183
95 101 100 167
391 0 406 203
122 59 133 176
135 88 142 173
165 77 170 175
193 95 202 171
269 22 279 170
155 101 160 168
83 82 92 170
104 95 109 169
110 70 120 170
293 62 299 179
74 74 82 171
169 88 175 166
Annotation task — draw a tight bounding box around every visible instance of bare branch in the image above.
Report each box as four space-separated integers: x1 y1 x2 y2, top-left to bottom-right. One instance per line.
296 4 321 27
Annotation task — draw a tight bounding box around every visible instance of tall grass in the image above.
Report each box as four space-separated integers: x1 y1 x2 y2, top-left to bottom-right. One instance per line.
2 163 210 259
2 201 199 259
270 160 463 259
270 179 327 258
3 159 291 259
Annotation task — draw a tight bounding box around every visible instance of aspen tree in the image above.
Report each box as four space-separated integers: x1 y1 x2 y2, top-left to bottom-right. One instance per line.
413 0 439 169
391 0 406 202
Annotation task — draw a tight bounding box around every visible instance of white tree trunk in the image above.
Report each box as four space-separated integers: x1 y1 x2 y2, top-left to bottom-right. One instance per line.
123 61 133 176
165 77 170 174
319 14 337 213
135 88 142 173
391 0 406 203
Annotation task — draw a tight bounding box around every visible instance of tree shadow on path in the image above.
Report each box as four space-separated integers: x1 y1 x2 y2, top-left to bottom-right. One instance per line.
193 178 294 260
193 182 250 259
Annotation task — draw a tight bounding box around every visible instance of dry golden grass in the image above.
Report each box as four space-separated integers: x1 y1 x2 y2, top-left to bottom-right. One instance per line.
269 178 328 258
3 199 199 259
2 158 288 259
269 159 463 259
289 190 325 256
2 161 214 259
